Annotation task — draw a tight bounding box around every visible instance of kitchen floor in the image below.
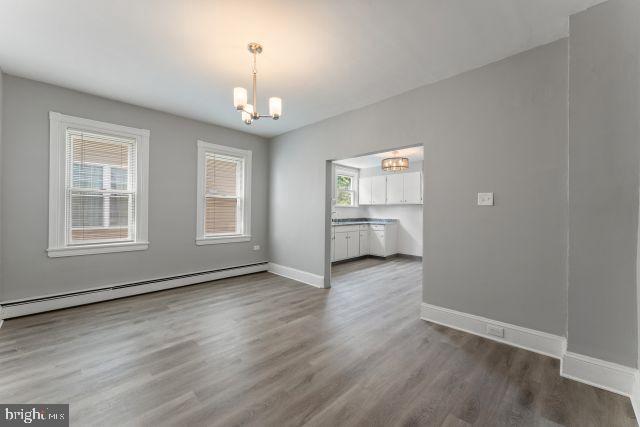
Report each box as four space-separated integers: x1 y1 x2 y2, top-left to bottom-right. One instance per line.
0 257 634 426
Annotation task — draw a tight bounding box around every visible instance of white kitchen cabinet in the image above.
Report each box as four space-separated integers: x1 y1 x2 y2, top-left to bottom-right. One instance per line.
371 176 387 205
334 232 349 261
347 231 360 258
403 172 422 204
358 172 422 206
369 224 398 257
384 171 423 204
331 223 397 261
332 225 360 261
385 174 404 204
359 177 372 205
369 229 385 256
359 228 369 255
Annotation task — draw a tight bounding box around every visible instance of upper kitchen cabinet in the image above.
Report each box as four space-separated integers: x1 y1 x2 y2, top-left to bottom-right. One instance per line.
403 171 422 204
386 171 422 204
359 176 373 205
371 176 387 205
359 172 422 205
361 175 387 205
386 174 404 204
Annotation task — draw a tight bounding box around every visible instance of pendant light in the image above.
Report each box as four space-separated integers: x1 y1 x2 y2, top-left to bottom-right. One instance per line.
381 156 409 171
233 42 282 125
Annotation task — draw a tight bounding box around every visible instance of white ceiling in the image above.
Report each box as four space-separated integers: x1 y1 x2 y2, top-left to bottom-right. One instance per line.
335 146 424 170
0 0 604 138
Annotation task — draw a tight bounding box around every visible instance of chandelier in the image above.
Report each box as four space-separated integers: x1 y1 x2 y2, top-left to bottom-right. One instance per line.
233 42 282 125
381 156 409 171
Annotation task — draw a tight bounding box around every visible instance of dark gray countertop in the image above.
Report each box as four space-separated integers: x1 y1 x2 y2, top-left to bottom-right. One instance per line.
332 218 398 226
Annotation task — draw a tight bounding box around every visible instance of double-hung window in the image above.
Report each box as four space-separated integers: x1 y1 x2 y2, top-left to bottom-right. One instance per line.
335 166 358 207
48 112 149 257
196 141 251 245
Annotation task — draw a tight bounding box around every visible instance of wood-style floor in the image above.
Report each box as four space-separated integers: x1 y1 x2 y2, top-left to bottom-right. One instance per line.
0 257 635 426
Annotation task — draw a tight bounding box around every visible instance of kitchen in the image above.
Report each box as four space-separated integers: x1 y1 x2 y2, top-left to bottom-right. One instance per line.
330 147 423 274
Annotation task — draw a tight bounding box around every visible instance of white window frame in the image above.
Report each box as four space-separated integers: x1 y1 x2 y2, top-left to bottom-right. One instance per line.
48 112 150 257
335 165 359 208
196 140 252 245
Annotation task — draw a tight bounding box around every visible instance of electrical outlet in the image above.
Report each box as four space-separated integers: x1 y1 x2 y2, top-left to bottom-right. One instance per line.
486 324 505 338
253 245 260 251
477 192 494 206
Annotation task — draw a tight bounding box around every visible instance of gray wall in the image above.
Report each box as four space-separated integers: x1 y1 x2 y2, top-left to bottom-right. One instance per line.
568 0 640 367
0 75 269 302
0 70 3 299
270 39 568 336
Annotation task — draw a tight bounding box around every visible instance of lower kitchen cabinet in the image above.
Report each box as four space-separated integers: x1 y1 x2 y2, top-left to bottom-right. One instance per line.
334 231 349 261
359 227 369 256
347 231 360 258
369 229 385 256
331 223 397 262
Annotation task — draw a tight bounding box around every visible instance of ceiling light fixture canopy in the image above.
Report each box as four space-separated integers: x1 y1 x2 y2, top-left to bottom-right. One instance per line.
233 42 282 125
381 156 409 171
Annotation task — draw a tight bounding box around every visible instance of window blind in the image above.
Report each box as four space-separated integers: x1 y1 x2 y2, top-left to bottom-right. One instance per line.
204 153 242 235
66 129 136 244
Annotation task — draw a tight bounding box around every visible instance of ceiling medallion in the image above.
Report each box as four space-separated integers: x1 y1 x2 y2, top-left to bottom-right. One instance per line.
233 42 282 125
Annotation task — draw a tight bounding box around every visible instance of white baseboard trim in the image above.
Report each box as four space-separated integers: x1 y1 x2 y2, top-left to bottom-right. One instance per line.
632 375 640 422
420 302 566 359
0 262 268 319
560 351 637 397
268 263 326 288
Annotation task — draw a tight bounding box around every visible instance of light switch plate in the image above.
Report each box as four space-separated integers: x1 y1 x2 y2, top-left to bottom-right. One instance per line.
477 192 494 206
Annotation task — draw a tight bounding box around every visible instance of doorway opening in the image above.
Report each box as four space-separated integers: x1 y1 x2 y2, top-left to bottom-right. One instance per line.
325 145 424 289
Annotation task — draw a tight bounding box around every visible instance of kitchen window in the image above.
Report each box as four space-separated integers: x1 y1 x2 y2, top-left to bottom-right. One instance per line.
335 166 358 207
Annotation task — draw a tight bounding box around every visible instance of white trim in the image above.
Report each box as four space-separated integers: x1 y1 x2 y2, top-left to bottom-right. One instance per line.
0 263 268 319
47 242 149 257
196 140 252 244
420 302 566 359
632 374 640 422
268 263 326 288
196 235 251 245
48 112 149 257
560 351 638 397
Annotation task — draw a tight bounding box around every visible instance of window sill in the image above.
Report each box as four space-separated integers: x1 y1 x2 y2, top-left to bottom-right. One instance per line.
47 242 149 258
196 235 251 245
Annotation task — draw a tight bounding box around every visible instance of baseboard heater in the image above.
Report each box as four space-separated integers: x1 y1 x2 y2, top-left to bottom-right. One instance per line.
0 261 269 320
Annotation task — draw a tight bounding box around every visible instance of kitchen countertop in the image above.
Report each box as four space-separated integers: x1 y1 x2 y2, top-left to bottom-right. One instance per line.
331 218 398 226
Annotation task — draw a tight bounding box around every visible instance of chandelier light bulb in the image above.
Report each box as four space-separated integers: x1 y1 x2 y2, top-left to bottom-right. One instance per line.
269 97 282 119
234 87 247 110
